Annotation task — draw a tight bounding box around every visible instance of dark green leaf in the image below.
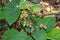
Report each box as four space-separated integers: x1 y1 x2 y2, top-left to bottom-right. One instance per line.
0 7 5 19
2 29 27 40
26 26 34 33
5 0 20 9
5 9 21 25
25 36 33 40
34 17 56 32
0 12 5 19
4 0 21 25
34 16 41 25
41 17 56 32
32 29 47 40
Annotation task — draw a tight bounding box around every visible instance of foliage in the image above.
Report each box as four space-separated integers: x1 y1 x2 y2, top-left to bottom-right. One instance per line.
47 28 60 40
32 28 47 40
0 0 59 40
2 29 27 40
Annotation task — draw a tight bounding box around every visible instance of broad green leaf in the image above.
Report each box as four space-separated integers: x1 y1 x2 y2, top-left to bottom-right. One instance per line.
5 9 21 25
34 17 56 32
19 0 42 12
2 29 27 40
47 28 60 40
5 0 20 9
31 4 42 13
25 36 33 40
41 17 56 32
4 0 21 25
32 29 47 40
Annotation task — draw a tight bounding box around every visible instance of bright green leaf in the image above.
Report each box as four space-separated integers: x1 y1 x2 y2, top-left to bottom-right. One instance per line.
31 4 42 13
47 28 60 40
19 0 28 9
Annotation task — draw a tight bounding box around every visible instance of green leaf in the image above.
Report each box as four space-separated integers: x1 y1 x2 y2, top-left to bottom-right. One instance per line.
2 29 27 40
34 16 41 25
19 0 42 11
31 4 42 13
4 0 21 25
47 28 60 40
25 36 33 40
19 0 28 9
5 0 20 9
0 7 5 19
32 29 47 40
34 17 56 32
0 11 5 19
42 17 56 32
20 19 26 27
5 9 21 25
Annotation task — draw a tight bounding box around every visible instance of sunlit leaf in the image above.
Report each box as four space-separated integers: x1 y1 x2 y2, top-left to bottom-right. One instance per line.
47 28 60 40
31 4 42 13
